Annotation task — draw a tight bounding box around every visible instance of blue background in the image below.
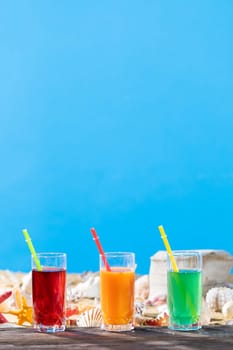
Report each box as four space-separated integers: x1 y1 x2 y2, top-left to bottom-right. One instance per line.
0 1 233 274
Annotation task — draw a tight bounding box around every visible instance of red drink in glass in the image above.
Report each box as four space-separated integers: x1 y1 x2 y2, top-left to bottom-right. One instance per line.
31 253 67 332
32 268 66 330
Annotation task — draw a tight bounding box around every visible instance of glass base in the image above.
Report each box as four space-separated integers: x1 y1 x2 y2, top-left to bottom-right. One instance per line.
34 324 66 333
101 322 134 332
169 322 201 331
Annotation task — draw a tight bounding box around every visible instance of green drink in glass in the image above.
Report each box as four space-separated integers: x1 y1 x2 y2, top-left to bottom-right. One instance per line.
167 251 202 331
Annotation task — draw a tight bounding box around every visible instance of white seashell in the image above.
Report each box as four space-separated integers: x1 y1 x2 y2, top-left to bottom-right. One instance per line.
206 287 233 312
0 270 19 288
71 275 100 299
201 298 211 325
20 272 32 295
222 301 233 320
135 275 149 300
76 307 102 327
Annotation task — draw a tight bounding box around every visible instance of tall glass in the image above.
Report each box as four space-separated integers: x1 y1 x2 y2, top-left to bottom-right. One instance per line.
167 250 202 331
100 252 135 332
32 252 67 332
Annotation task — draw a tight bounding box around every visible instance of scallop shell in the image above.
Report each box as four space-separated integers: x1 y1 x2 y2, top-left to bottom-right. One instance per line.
76 307 102 327
222 301 233 320
206 287 233 312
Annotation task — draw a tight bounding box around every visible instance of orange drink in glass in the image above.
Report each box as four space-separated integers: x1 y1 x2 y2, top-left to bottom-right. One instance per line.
100 252 135 332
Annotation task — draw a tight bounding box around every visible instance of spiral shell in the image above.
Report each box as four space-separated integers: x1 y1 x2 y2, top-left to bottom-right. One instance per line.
206 287 233 312
134 301 145 316
76 307 102 327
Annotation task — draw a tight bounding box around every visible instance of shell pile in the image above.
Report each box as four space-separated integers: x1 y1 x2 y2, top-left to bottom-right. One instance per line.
205 287 233 322
1 269 233 327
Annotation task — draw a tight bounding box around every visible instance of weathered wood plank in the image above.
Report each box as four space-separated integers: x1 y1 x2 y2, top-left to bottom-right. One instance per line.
0 326 233 350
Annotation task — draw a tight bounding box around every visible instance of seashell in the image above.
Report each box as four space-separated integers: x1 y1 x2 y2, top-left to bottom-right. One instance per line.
200 298 211 325
145 294 167 307
0 270 19 288
135 275 149 300
20 272 32 295
226 319 233 325
134 301 145 316
206 287 233 312
71 275 100 299
76 307 102 327
142 299 168 318
222 301 233 320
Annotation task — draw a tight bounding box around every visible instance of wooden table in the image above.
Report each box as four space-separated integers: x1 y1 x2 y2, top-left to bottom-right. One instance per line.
0 325 233 349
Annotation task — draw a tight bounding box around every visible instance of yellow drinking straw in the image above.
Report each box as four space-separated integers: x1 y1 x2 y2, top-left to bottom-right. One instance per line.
158 225 179 272
22 229 42 271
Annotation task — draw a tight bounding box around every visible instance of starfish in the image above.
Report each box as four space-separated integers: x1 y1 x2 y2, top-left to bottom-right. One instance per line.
0 291 12 323
7 289 33 326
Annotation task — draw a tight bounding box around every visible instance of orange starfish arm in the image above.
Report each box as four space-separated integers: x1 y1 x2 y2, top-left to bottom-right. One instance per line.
7 293 33 325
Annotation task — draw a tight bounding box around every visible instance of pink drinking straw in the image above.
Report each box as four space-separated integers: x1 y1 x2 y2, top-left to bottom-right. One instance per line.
90 227 111 271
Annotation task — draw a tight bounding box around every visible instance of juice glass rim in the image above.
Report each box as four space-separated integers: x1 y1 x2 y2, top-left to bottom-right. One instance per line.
103 252 135 257
31 252 67 271
167 250 202 272
100 252 136 272
36 252 66 257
